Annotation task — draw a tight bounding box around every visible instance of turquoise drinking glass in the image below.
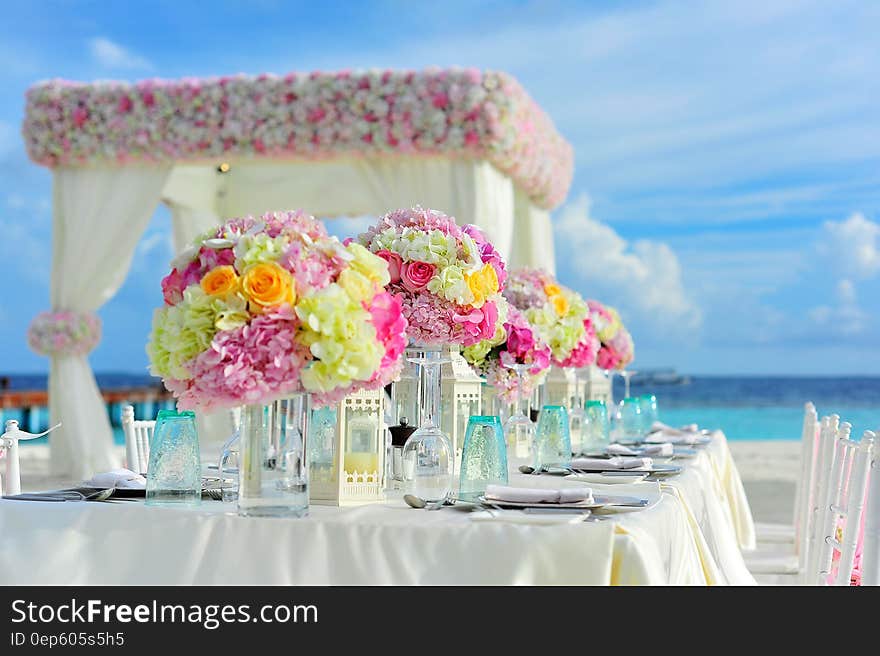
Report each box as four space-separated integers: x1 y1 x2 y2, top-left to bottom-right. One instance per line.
614 398 643 443
583 400 610 453
533 405 572 469
145 409 201 507
459 416 508 501
638 394 659 434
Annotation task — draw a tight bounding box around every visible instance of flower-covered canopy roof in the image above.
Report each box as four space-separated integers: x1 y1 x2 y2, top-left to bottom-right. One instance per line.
23 68 574 209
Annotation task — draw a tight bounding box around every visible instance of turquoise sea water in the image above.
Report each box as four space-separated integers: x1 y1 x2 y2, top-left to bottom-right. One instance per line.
5 373 879 443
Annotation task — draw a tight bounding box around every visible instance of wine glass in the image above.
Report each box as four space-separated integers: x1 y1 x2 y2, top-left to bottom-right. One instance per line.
618 369 637 399
503 362 535 460
401 347 453 502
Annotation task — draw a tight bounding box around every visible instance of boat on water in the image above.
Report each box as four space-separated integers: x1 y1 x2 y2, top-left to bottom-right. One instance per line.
632 368 691 386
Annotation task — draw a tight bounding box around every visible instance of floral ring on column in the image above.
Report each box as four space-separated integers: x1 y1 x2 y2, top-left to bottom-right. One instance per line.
503 268 598 368
147 210 408 412
27 310 102 357
356 206 507 347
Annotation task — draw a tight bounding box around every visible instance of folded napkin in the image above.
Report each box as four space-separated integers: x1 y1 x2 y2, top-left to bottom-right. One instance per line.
484 484 593 504
570 456 652 470
84 468 146 490
645 430 701 445
607 442 673 457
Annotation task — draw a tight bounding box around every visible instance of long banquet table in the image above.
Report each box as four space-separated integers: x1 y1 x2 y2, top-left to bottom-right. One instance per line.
0 431 756 585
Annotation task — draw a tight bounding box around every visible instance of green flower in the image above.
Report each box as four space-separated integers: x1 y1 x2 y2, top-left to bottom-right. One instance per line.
426 264 474 305
233 233 288 270
147 287 250 380
296 284 383 391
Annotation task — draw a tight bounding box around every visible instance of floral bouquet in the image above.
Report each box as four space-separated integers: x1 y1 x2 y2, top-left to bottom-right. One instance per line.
588 300 635 370
462 305 552 402
147 210 408 411
356 206 506 347
27 310 102 357
503 268 598 368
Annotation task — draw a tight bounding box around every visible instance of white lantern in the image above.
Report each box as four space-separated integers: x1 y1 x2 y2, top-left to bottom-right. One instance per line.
440 347 483 471
581 365 613 406
309 388 386 506
542 366 580 409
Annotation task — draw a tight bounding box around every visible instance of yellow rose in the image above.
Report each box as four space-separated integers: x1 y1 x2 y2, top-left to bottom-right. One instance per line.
241 262 295 310
200 265 239 297
338 268 375 303
465 264 500 308
543 282 562 297
481 263 499 295
551 293 569 316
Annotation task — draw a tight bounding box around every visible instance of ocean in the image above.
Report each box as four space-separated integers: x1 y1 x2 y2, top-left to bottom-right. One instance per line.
3 373 879 442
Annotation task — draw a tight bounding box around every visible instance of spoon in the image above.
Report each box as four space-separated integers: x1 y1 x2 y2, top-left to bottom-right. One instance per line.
403 494 448 510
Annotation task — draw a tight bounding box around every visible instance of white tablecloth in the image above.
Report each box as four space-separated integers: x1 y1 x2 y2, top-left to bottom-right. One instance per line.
0 432 755 585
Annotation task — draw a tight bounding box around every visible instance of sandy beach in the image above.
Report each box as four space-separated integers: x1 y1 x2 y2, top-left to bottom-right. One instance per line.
16 439 801 526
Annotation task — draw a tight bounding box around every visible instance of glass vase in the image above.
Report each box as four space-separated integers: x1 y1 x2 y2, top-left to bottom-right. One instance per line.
238 394 310 518
145 409 201 507
503 362 534 460
401 347 453 502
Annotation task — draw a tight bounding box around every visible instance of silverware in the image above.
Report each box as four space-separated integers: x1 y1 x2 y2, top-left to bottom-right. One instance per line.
403 494 480 510
3 488 115 502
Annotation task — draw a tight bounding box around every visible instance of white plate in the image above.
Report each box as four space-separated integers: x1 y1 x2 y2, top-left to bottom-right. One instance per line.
479 496 607 510
565 472 649 485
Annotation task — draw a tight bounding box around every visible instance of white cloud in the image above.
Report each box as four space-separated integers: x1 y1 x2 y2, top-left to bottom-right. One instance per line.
818 212 880 279
88 37 152 71
555 196 702 333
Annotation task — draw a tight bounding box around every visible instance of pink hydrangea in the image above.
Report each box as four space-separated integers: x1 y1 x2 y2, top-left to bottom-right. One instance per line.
558 317 600 368
172 305 310 413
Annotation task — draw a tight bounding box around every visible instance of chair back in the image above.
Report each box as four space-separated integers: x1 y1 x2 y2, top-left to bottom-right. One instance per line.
863 431 880 586
804 415 839 580
795 402 819 556
121 405 156 476
805 422 874 585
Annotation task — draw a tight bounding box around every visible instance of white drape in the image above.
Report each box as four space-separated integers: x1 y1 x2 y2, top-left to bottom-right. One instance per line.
164 157 526 262
49 166 170 478
511 187 556 274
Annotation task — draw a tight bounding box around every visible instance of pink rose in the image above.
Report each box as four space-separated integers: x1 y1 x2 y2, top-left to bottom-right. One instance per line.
376 249 404 284
400 260 436 292
506 323 535 360
161 268 184 306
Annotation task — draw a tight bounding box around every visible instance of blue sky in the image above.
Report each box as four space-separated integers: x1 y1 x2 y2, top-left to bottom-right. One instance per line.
1 0 878 375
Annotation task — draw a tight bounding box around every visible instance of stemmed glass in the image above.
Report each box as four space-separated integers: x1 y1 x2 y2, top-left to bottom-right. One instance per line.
569 368 589 455
401 347 453 502
617 369 637 399
503 362 535 459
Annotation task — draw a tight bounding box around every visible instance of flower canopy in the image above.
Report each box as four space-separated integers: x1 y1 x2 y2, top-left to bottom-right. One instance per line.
23 68 573 209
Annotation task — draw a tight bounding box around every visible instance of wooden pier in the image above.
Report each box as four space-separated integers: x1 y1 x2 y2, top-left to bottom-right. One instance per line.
0 386 176 433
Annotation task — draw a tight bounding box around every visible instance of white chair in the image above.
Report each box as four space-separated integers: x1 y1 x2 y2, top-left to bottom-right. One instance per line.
745 404 820 578
861 431 880 586
122 405 155 476
753 402 819 545
804 415 843 580
812 430 873 585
